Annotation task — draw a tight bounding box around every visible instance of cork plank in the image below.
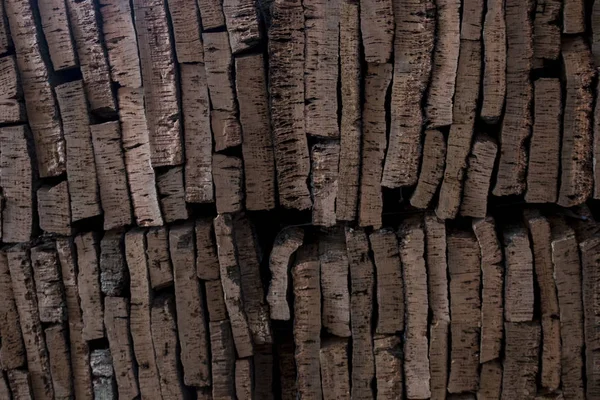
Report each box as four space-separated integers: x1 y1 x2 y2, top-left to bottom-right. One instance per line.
526 78 561 203
167 0 203 63
268 0 311 210
0 125 33 243
75 233 104 341
90 349 116 400
124 230 163 399
235 358 253 400
370 229 404 335
38 0 76 71
563 0 585 34
90 122 133 230
146 227 174 290
424 214 449 322
320 338 350 400
0 2 9 55
478 360 502 400
461 0 483 40
55 80 101 222
460 135 498 218
381 0 435 187
37 182 71 236
359 0 393 63
169 223 211 387
133 0 182 166
104 297 140 400
214 215 253 358
196 218 221 281
540 316 561 392
98 0 142 88
156 166 189 223
0 98 25 124
5 0 65 177
99 231 127 297
0 250 25 370
337 0 361 221
447 230 481 393
503 224 534 322
66 0 116 114
398 218 430 399
45 324 73 399
319 227 351 338
223 0 261 53
580 236 600 398
492 0 533 196
345 227 375 400
7 370 34 400
533 0 561 67
311 142 340 227
481 0 506 122
213 154 243 214
203 31 242 152
180 63 213 204
267 227 304 321
31 245 66 324
429 320 449 400
56 238 94 400
358 63 392 228
7 246 54 400
473 216 504 363
502 322 541 400
558 37 595 207
594 3 600 66
0 55 25 124
210 320 235 399
118 88 163 227
205 279 227 322
197 0 225 29
410 130 446 209
235 54 276 210
436 39 482 220
374 335 403 399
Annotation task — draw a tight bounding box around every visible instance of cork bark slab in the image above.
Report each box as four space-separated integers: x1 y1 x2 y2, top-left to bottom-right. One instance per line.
38 0 76 71
319 228 351 337
595 2 600 66
370 229 404 335
213 154 243 214
473 216 504 363
0 55 25 124
0 125 33 243
0 2 9 55
205 279 228 322
235 358 253 400
447 231 481 393
320 338 350 400
118 88 163 227
167 0 204 63
459 135 498 218
580 236 600 397
481 0 505 122
429 320 449 400
345 227 375 400
267 227 304 321
98 0 142 88
104 297 140 400
426 0 460 128
381 0 434 188
7 370 34 399
45 324 73 399
223 0 261 54
196 218 221 281
156 166 189 223
359 0 393 63
235 54 276 211
311 142 340 227
436 40 482 220
203 31 242 152
502 322 541 399
181 63 213 204
146 227 174 290
75 233 104 341
337 0 361 222
478 360 502 400
99 231 127 297
398 218 430 399
66 0 116 115
358 63 392 229
503 225 534 322
304 0 339 138
558 37 595 207
31 245 66 324
0 251 25 370
492 0 533 196
214 215 253 358
197 0 224 29
132 0 182 166
55 81 101 222
124 230 163 399
533 0 561 67
595 78 600 200
268 0 311 210
563 0 585 33
410 130 446 209
90 349 116 400
169 223 210 387
90 122 133 230
210 320 236 399
56 238 94 400
5 0 65 177
374 335 403 399
526 78 561 203
38 182 71 236
7 246 54 400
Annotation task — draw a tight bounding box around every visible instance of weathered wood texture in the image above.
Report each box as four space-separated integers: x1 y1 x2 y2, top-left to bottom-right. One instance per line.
31 245 66 324
38 0 76 71
0 56 25 123
75 233 104 341
37 182 71 236
503 225 535 322
45 324 73 399
502 322 541 399
311 142 340 227
146 227 173 290
533 0 561 67
196 218 221 281
223 0 261 54
320 338 350 400
99 231 127 297
580 236 600 398
156 166 189 223
213 154 243 214
0 251 25 370
481 0 506 122
411 130 446 209
460 135 497 218
374 335 403 399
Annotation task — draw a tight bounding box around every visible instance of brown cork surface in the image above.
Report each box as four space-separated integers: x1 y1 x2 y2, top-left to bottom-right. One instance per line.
374 335 403 399
205 279 227 322
45 324 73 400
99 231 127 297
533 0 561 67
460 135 498 218
502 322 541 399
478 360 503 400
167 0 203 63
38 0 76 71
31 244 66 324
196 218 221 281
580 236 600 398
156 166 189 223
0 250 25 370
213 154 244 214
410 130 447 209
235 358 253 400
429 320 449 400
146 227 174 290
37 182 71 236
311 142 340 227
197 0 224 29
359 0 393 63
503 224 535 322
75 232 104 341
8 370 34 400
320 338 350 400
563 0 586 33
210 320 235 400
223 0 261 54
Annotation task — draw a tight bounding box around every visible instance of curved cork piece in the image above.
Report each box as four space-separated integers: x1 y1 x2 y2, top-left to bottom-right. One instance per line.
311 142 340 227
481 0 506 122
410 130 446 209
459 135 498 218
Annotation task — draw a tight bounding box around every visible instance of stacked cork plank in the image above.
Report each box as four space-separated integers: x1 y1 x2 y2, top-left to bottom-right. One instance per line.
0 0 599 398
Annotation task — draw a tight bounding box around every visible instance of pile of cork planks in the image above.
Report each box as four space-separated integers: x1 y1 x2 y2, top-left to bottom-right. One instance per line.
0 0 599 398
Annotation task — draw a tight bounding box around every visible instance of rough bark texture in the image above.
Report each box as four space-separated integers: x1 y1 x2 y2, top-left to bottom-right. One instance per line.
563 0 585 33
503 225 534 322
75 233 104 341
320 338 350 400
45 324 73 400
38 0 76 71
167 0 204 63
424 213 449 322
235 358 253 400
359 0 393 63
210 320 235 400
223 0 261 54
502 322 541 399
156 166 189 223
311 142 340 227
99 231 127 297
481 0 506 122
146 227 173 290
374 335 403 399
0 55 25 123
31 245 66 324
196 218 221 281
580 236 600 398
205 279 227 322
478 360 503 400
410 130 446 209
90 349 116 400
213 154 243 214
8 370 35 400
0 251 25 370
429 319 449 400
197 0 224 29
460 135 498 218
37 182 71 236
533 0 561 67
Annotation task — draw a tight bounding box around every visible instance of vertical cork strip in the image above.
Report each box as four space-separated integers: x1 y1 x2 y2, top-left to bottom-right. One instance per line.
45 324 73 399
167 0 204 63
0 55 26 124
580 236 600 398
235 358 253 400
235 54 276 210
410 130 446 209
381 0 435 188
75 232 104 341
320 338 350 400
425 213 450 324
146 227 174 290
481 0 506 122
311 142 340 227
5 0 65 177
502 322 540 399
563 0 585 34
31 245 66 324
196 218 221 281
0 0 9 55
358 63 392 229
7 370 34 399
210 320 235 399
37 181 71 236
55 81 101 222
374 335 403 399
197 0 224 29
533 0 560 67
38 0 77 71
212 154 243 214
459 135 498 218
156 166 189 223
223 0 261 54
503 224 534 322
100 231 127 297
0 251 25 370
268 0 311 210
359 0 393 63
